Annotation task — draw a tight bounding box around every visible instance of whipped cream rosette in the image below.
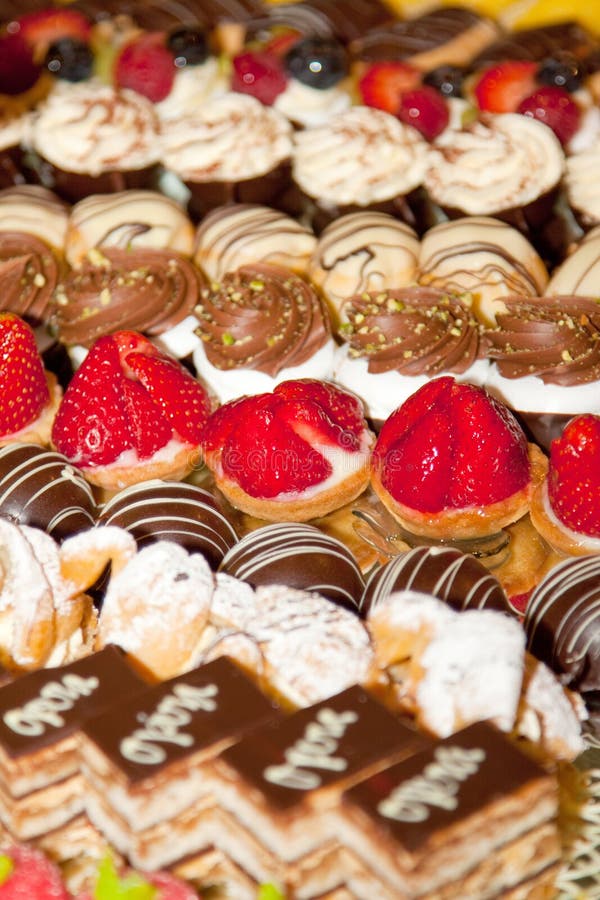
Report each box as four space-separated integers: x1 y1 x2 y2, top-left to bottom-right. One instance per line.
25 80 161 203
53 247 205 362
334 285 489 424
159 92 294 220
564 140 600 229
192 262 334 402
424 113 565 253
483 294 600 448
292 105 429 231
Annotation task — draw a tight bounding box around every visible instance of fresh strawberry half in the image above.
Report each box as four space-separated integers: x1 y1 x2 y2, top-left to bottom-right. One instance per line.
17 7 91 59
51 331 211 469
517 84 581 145
358 60 421 114
0 32 41 95
114 32 175 102
547 414 600 537
0 312 50 436
231 50 288 105
473 60 538 113
373 376 531 514
201 379 370 498
397 85 449 141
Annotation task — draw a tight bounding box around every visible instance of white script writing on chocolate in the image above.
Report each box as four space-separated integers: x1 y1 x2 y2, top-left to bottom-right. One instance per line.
264 708 359 790
378 745 486 823
3 675 100 736
120 682 218 765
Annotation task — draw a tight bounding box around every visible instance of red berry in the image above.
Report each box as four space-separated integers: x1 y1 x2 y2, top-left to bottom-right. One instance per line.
358 61 421 114
0 312 50 437
0 32 41 95
231 50 288 105
397 85 449 140
373 376 530 514
517 84 581 145
473 60 538 113
0 844 69 899
52 331 212 469
201 379 370 498
548 413 600 537
115 32 175 102
16 7 91 55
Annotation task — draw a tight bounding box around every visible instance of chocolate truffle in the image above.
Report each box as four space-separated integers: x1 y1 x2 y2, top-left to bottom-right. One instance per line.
96 479 238 569
360 546 511 618
524 555 600 694
0 443 97 541
218 522 365 612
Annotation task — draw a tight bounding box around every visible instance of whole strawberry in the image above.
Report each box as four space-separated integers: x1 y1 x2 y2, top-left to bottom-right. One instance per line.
0 312 56 442
371 376 545 540
51 331 213 489
547 414 600 537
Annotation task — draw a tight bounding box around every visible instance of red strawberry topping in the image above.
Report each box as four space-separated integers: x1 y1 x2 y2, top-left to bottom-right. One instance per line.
114 32 175 102
231 50 288 105
517 84 581 145
0 844 69 899
547 413 600 537
0 31 42 96
16 7 91 58
397 86 449 140
201 379 369 499
473 60 538 113
358 61 421 114
0 312 50 437
51 331 211 469
373 377 531 514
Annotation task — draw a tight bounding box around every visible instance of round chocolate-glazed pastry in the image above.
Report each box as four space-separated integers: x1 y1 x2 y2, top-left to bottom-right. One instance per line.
0 443 97 541
0 232 61 327
218 522 365 613
97 479 238 569
53 247 205 349
524 555 600 694
470 20 598 68
360 545 511 618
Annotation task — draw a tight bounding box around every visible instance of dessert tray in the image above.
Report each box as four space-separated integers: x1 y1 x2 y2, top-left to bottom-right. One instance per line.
1 0 600 897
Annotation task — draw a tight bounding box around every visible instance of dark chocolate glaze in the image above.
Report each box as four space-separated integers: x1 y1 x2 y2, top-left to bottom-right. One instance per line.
97 480 237 570
0 646 145 757
218 523 364 613
0 443 97 542
216 684 428 813
361 546 511 618
247 0 393 46
471 21 598 67
525 555 600 693
70 0 266 29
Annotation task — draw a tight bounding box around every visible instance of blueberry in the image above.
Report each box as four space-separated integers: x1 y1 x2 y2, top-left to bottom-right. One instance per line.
423 65 465 98
284 37 348 90
45 38 94 82
167 28 209 67
538 55 583 92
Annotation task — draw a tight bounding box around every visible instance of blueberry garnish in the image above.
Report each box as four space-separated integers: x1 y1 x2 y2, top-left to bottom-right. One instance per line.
167 27 209 67
45 38 94 82
284 36 348 90
423 65 465 98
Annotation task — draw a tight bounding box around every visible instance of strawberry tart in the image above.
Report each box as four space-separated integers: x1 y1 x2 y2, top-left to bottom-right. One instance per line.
201 378 374 521
51 330 213 491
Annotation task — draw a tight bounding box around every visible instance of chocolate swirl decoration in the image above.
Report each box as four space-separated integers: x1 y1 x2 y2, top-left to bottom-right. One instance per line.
53 247 204 348
338 286 482 376
482 294 600 386
194 262 331 375
0 231 61 326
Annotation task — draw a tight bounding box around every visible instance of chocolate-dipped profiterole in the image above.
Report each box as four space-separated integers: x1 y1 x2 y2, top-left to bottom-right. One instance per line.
97 479 237 569
218 522 365 613
0 443 97 542
360 545 512 618
524 555 600 694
